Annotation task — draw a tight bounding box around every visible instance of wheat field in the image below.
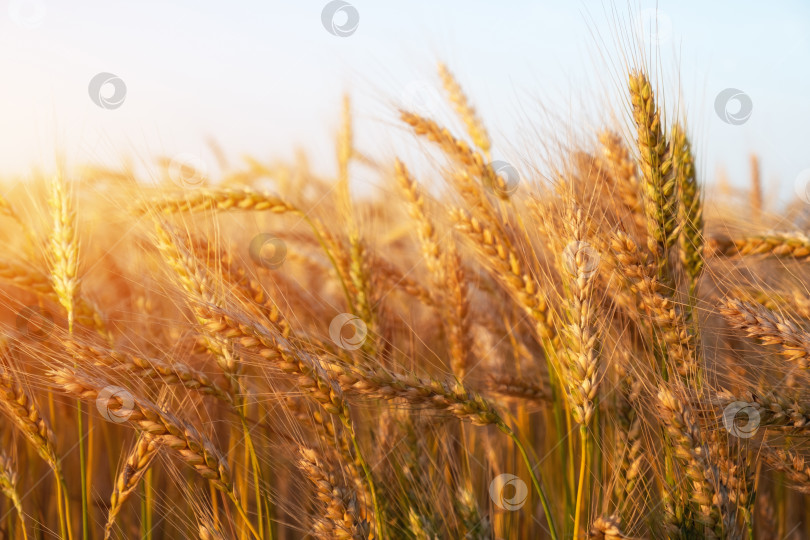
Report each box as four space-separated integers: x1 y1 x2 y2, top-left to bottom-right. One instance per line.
0 53 808 540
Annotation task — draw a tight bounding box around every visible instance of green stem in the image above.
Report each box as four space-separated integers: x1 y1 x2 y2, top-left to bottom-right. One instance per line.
573 427 587 540
238 402 270 540
55 468 68 540
229 493 261 540
500 424 557 540
70 312 89 540
78 401 88 540
344 419 385 539
301 215 354 311
145 468 154 540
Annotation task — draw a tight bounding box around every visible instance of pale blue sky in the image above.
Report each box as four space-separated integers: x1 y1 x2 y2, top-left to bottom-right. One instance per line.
0 1 808 202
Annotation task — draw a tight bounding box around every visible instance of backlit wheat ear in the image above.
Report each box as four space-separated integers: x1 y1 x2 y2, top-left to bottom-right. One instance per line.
286 398 369 509
395 159 442 278
337 93 353 196
732 286 810 319
408 507 438 540
200 303 350 418
335 361 503 426
452 207 556 342
0 256 108 339
152 220 244 392
52 369 233 492
0 257 53 295
400 111 511 199
438 62 491 157
628 71 677 283
67 340 234 405
190 237 291 336
0 366 61 474
395 159 469 376
372 254 436 307
104 435 159 540
136 187 297 215
47 173 80 330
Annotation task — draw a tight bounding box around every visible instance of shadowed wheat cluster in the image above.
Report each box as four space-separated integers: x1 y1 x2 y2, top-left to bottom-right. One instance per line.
0 59 807 540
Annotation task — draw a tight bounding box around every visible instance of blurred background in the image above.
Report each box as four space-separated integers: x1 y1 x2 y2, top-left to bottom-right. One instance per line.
0 0 808 203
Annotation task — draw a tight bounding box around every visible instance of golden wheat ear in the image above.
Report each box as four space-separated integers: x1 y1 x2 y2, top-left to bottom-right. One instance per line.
297 447 371 540
437 62 491 157
0 452 26 537
47 173 80 330
628 71 677 284
104 435 159 540
719 297 810 367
